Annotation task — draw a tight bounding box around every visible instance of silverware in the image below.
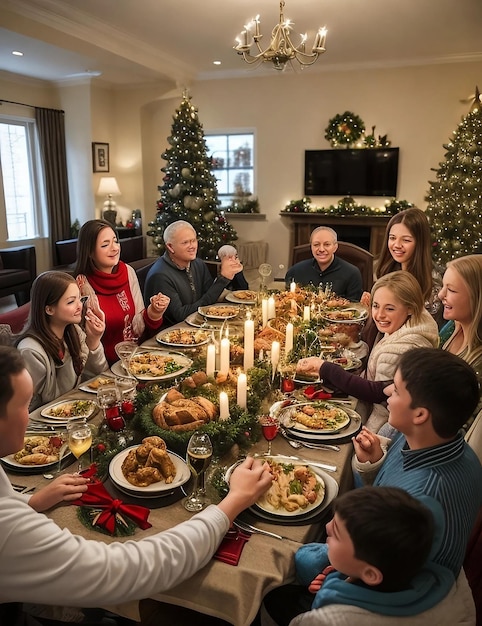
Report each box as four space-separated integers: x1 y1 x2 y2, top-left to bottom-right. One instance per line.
11 484 36 494
233 519 285 540
279 455 337 473
280 428 340 452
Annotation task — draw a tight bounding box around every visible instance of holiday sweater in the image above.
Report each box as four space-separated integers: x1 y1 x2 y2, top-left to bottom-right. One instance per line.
78 262 162 365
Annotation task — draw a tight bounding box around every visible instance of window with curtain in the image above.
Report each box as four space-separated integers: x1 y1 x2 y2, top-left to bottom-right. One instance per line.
0 116 46 240
205 132 255 207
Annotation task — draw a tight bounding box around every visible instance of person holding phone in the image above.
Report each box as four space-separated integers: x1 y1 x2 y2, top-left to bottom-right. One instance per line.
16 271 108 411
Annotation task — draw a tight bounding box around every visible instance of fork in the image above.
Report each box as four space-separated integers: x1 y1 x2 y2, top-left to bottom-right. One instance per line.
233 519 286 540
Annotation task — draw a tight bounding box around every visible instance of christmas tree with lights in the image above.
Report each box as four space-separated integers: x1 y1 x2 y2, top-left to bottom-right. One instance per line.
425 87 482 265
147 94 237 259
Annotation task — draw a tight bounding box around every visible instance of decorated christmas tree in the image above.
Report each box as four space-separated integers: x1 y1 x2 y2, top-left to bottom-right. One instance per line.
147 94 238 259
425 88 482 265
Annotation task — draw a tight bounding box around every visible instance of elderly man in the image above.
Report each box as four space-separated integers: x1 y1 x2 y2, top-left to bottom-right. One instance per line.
285 226 363 300
144 220 245 326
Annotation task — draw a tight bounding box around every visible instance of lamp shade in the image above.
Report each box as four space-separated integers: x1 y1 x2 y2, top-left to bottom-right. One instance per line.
97 177 121 196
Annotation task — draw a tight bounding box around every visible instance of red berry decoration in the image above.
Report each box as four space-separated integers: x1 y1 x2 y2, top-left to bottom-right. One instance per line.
122 400 135 416
96 443 106 453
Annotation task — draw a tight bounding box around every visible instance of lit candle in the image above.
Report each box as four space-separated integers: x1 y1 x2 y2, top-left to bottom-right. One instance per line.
243 314 254 371
271 340 280 376
254 15 260 37
220 337 230 375
303 305 311 321
290 281 296 293
262 298 268 327
285 322 294 354
206 343 216 377
219 391 229 421
268 296 276 320
237 372 247 409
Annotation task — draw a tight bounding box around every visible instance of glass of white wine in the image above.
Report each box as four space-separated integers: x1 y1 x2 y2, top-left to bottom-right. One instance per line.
67 420 93 472
183 432 213 512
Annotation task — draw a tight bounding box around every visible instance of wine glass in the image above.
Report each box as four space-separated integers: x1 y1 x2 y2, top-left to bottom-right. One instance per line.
67 420 93 472
259 414 279 455
183 432 213 512
258 263 272 291
114 341 138 378
97 382 124 431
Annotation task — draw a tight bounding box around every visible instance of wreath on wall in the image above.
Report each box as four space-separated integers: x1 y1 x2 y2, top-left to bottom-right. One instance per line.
324 111 365 147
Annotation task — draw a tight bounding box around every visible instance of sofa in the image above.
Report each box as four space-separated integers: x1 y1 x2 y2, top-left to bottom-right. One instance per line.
0 246 37 306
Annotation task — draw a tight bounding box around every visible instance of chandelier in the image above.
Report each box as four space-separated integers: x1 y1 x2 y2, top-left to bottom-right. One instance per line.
233 1 327 71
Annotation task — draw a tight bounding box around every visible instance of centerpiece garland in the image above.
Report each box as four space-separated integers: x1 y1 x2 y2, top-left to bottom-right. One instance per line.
283 196 414 216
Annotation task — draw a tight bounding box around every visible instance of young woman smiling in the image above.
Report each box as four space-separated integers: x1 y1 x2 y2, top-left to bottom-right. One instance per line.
16 271 108 411
74 220 170 365
296 271 439 432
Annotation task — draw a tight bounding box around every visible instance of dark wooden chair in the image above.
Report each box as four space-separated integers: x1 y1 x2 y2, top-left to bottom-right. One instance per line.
0 246 37 306
290 240 374 292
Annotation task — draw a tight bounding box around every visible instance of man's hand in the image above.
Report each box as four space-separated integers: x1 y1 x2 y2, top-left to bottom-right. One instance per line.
353 426 384 463
28 473 89 512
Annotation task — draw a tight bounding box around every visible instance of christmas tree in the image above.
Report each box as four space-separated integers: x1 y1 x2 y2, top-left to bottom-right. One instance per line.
147 94 238 260
425 87 482 265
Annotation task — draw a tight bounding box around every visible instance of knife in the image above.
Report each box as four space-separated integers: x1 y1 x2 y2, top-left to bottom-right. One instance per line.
279 455 337 473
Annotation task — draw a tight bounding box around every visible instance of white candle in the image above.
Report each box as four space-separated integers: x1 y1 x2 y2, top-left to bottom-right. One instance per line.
303 305 311 321
271 340 280 375
220 337 230 375
206 343 216 377
268 296 276 320
290 281 296 293
219 391 229 421
237 372 247 409
243 316 254 371
262 298 268 327
285 322 294 354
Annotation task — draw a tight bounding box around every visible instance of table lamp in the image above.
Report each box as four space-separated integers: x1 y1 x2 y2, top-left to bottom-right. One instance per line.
97 177 121 225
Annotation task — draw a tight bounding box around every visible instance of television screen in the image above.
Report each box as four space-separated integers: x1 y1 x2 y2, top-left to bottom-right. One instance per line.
304 148 399 197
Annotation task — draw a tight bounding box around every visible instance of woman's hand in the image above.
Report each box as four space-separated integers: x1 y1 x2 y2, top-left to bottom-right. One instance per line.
148 292 170 321
352 426 384 463
84 305 106 350
296 357 324 378
28 473 89 512
220 255 244 281
360 291 371 307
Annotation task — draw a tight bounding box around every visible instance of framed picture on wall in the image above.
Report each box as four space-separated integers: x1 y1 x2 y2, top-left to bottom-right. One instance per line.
92 142 110 173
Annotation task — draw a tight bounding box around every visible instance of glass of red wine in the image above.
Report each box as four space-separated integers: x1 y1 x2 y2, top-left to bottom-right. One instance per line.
259 414 279 455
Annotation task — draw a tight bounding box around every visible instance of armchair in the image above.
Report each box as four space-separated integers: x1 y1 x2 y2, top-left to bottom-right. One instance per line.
0 246 37 306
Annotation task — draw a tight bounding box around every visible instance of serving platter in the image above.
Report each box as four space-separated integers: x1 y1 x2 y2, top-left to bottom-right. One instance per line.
198 304 240 320
109 446 190 496
156 328 211 348
111 350 192 381
225 290 257 305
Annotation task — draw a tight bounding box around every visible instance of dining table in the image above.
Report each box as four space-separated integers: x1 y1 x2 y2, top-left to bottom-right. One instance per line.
3 313 359 626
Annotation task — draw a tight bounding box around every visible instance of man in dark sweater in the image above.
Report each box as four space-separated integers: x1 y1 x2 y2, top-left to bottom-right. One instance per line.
285 226 363 301
143 220 245 326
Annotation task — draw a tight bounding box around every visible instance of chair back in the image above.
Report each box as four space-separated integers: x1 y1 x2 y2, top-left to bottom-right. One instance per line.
290 241 374 292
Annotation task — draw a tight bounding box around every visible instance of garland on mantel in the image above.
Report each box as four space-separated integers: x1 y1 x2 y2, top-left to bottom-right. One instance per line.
282 196 414 216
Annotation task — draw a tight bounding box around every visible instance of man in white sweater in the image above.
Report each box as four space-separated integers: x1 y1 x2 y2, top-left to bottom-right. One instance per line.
0 345 272 623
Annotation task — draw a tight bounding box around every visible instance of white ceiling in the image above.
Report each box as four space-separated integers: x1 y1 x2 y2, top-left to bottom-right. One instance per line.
0 0 481 87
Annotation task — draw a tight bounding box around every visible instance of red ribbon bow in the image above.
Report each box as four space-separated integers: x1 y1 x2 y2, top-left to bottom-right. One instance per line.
303 385 332 400
73 482 152 534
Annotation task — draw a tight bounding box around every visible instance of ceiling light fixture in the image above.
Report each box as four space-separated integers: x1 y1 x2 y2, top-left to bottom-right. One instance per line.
234 1 327 71
12 51 24 56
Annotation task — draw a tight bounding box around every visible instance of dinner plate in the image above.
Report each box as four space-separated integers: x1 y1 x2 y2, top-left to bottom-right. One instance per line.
40 399 96 421
79 375 116 394
284 409 362 442
198 304 240 320
111 350 192 381
325 355 362 371
321 304 369 324
109 446 191 495
1 435 73 473
281 402 351 435
156 328 211 348
225 290 257 305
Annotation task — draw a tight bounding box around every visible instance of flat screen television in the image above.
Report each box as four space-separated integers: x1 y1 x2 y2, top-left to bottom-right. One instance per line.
304 147 399 197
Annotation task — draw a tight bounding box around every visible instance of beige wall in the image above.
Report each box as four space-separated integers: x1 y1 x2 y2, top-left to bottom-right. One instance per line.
1 59 481 273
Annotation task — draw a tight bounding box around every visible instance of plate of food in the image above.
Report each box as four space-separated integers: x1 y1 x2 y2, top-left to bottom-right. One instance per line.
325 354 362 371
111 349 192 381
156 328 211 348
282 407 362 443
198 305 240 320
79 375 116 394
225 290 257 305
109 438 191 496
321 304 369 324
40 399 96 421
1 435 72 472
279 401 351 434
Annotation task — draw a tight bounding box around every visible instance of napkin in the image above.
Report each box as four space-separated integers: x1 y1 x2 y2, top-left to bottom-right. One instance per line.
303 385 332 400
214 528 250 565
72 481 152 535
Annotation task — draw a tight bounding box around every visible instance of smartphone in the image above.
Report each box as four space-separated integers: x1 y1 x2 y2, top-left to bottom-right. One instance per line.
80 295 89 328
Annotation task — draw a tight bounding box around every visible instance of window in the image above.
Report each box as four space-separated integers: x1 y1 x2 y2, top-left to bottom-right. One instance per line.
0 116 45 240
205 133 254 207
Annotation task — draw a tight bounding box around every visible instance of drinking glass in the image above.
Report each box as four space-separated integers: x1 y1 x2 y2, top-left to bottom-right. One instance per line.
114 341 138 378
258 263 273 291
259 414 279 455
183 432 213 512
67 420 93 472
97 382 124 431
